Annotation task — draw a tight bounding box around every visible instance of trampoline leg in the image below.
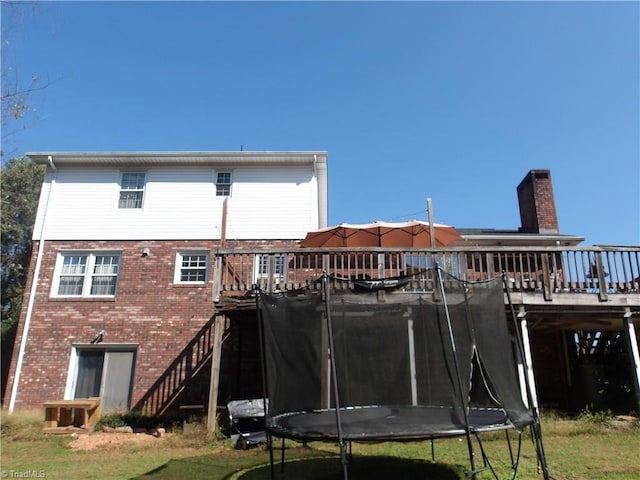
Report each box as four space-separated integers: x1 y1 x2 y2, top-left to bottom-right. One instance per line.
338 440 349 480
465 432 478 480
504 429 516 469
267 433 275 480
430 439 435 462
531 420 552 480
473 432 489 469
280 438 286 473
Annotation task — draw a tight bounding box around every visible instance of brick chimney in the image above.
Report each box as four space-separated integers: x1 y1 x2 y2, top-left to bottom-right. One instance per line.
517 170 559 234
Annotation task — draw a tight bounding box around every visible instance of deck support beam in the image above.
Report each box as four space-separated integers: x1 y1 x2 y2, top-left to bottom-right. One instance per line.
623 310 640 413
207 314 226 432
518 308 540 413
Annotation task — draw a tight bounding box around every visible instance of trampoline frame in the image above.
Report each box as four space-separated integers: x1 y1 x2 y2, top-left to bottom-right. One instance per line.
256 267 551 480
268 404 518 442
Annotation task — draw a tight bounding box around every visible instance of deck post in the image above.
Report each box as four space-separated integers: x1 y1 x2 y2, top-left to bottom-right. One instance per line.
207 314 226 432
212 255 223 303
541 253 553 301
595 252 609 302
212 197 228 303
518 308 540 414
623 310 640 413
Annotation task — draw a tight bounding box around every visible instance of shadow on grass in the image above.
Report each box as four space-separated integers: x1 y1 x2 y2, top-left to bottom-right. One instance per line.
131 453 465 480
130 452 260 480
239 456 465 480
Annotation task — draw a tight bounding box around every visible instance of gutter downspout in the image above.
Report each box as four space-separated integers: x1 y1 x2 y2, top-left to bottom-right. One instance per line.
8 156 56 412
314 154 328 228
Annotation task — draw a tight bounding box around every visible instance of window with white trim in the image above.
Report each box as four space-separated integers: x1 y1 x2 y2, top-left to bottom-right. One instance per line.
403 253 460 277
175 252 209 284
255 254 287 279
216 171 232 196
119 172 146 208
53 252 121 297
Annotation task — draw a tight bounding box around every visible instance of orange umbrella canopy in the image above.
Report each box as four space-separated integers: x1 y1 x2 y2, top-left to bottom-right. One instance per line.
300 220 461 248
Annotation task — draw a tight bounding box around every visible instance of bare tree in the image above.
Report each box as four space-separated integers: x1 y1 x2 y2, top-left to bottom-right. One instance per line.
1 72 50 139
1 1 57 160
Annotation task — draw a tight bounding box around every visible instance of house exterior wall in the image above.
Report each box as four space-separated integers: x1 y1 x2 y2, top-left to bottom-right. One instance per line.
5 238 301 411
6 151 327 412
33 164 320 240
7 239 222 408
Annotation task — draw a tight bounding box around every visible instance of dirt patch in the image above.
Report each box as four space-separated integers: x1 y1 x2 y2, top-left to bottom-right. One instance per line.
608 416 639 432
69 431 168 451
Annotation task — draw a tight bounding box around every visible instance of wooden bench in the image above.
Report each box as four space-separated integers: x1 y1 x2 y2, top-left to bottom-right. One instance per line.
43 397 101 433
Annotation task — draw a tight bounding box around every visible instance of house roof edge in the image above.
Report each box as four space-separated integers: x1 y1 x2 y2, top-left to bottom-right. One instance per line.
26 151 329 167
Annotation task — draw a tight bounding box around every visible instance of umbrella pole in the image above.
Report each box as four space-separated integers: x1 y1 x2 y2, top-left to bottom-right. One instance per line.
427 198 436 248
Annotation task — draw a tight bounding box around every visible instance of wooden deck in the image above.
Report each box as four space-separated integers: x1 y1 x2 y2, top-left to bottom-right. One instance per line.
206 244 640 418
212 246 640 330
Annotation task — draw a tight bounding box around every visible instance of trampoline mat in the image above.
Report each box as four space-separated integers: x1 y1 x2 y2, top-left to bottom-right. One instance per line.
268 405 517 441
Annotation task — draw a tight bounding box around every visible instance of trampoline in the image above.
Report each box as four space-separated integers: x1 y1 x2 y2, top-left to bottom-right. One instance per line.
269 405 516 441
257 268 551 480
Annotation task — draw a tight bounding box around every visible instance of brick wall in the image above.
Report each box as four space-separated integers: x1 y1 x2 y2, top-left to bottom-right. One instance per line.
5 239 297 411
517 170 559 234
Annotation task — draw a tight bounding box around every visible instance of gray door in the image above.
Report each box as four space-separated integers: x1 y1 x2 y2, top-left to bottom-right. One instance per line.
101 351 135 411
74 348 135 412
74 351 103 398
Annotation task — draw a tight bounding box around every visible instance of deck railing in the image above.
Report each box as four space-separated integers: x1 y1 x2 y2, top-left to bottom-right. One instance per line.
213 246 640 303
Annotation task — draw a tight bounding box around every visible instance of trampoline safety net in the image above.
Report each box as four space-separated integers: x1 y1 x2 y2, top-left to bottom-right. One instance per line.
258 269 533 442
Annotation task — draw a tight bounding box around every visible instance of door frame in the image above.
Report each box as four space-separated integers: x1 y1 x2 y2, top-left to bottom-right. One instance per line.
65 343 138 410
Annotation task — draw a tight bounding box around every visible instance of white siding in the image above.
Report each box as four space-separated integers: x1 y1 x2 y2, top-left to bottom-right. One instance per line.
225 166 318 239
33 165 319 240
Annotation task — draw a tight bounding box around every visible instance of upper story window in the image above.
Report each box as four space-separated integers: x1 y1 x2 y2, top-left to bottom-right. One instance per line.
174 252 209 284
119 172 146 208
53 252 121 297
216 172 232 197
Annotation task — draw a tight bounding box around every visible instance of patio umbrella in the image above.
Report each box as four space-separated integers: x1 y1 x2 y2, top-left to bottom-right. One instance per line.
300 220 461 248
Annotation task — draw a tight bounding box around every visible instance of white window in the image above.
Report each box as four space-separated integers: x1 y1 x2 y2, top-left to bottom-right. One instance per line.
216 171 232 196
403 253 460 277
119 172 146 208
53 252 121 297
175 252 209 284
255 254 287 279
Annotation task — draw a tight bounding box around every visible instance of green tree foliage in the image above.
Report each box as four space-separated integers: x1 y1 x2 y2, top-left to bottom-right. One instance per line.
1 156 44 328
1 158 45 389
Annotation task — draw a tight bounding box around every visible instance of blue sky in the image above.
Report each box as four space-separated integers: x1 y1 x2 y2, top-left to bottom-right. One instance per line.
2 1 639 246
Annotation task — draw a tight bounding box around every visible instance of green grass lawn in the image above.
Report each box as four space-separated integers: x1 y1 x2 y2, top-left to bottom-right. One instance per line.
1 410 638 480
